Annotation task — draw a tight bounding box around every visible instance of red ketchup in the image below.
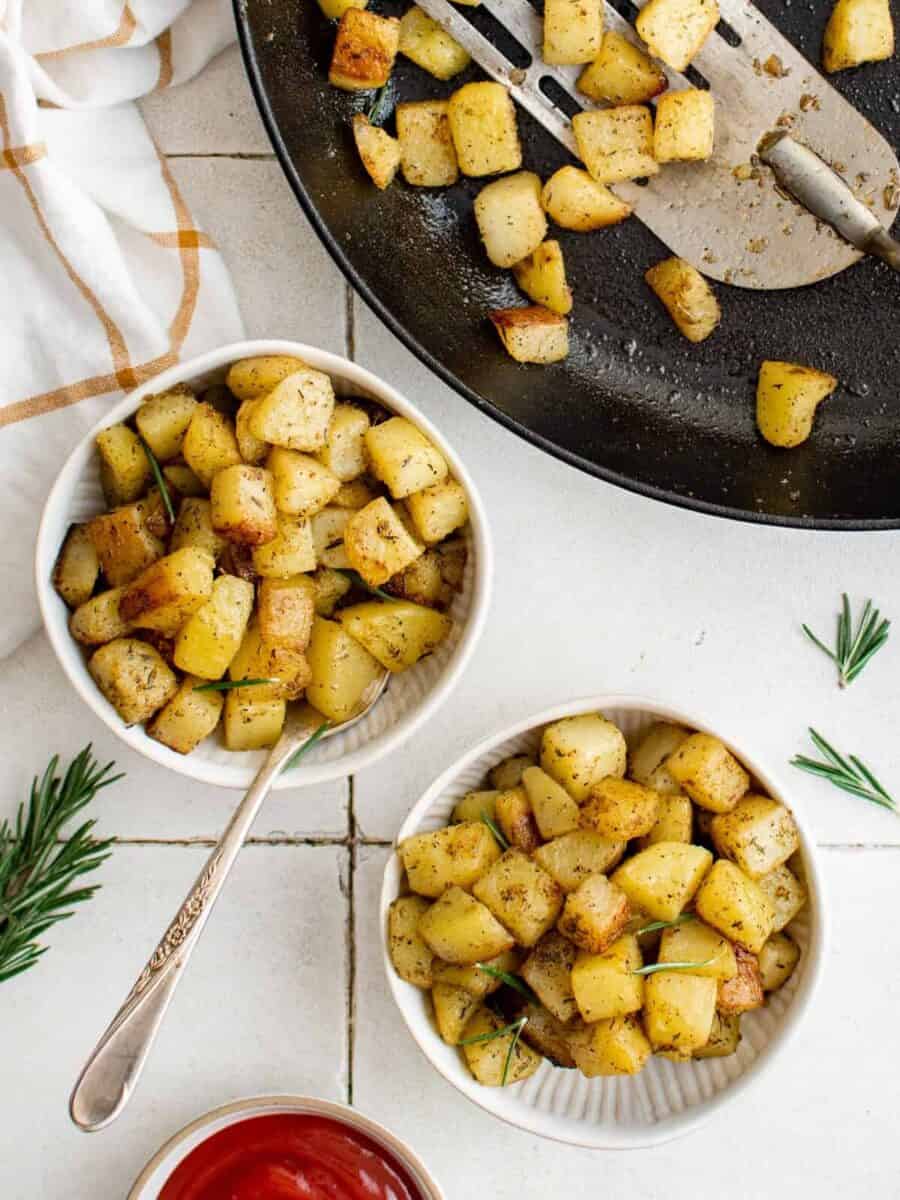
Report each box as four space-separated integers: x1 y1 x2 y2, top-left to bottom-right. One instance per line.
159 1113 425 1200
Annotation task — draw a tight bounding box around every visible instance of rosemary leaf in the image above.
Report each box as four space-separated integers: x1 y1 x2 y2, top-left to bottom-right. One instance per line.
802 593 890 688
632 958 713 977
634 913 696 937
366 80 396 126
501 1016 527 1087
138 434 176 524
458 1015 528 1087
791 728 897 814
480 810 509 851
338 568 396 602
286 722 331 770
194 678 273 693
475 962 538 1003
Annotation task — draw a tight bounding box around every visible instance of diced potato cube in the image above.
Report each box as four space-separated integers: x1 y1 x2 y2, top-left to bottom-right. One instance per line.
572 106 659 185
257 576 316 652
646 256 722 344
120 547 215 635
512 241 573 316
333 479 378 510
474 172 547 269
305 615 384 722
577 31 667 104
268 446 341 519
558 873 631 954
569 1013 651 1076
399 6 471 78
693 1010 741 1058
352 114 402 190
405 479 468 545
201 384 237 416
474 849 563 947
168 499 224 563
717 945 764 1014
147 676 224 754
227 622 312 702
658 918 737 980
756 360 838 448
384 550 452 608
252 516 317 578
489 755 536 791
644 971 717 1053
541 166 632 231
495 786 541 853
88 638 177 725
431 947 521 996
757 932 801 991
388 894 434 987
135 391 197 462
666 732 749 812
571 934 643 1021
461 1008 542 1085
316 0 366 20
519 1004 577 1068
396 99 460 187
823 0 894 69
452 789 501 826
222 691 286 750
695 860 775 953
757 863 807 932
163 464 206 497
534 830 626 892
70 587 132 645
249 368 336 453
612 841 713 922
581 776 660 840
96 424 151 505
544 0 604 63
172 575 254 680
311 566 352 616
418 886 515 964
318 404 371 484
399 822 501 898
521 931 578 1022
53 523 100 609
654 88 715 162
341 598 451 672
366 418 449 500
635 0 719 70
711 795 801 879
522 766 580 840
447 82 522 177
311 507 351 568
344 497 424 586
182 403 242 487
638 793 693 848
328 9 400 91
432 983 481 1044
87 503 164 587
628 722 690 794
209 465 277 547
235 399 269 465
226 355 309 401
490 305 570 364
541 713 627 801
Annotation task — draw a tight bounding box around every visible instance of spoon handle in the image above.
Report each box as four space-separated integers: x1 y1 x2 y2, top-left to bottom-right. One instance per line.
68 726 304 1133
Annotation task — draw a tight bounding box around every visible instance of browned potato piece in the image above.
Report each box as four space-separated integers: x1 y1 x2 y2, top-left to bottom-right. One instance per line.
88 637 177 725
628 722 691 793
447 82 522 177
512 241 573 317
222 693 286 750
540 713 627 801
398 822 501 898
384 550 452 608
310 566 352 616
581 776 660 840
475 172 547 268
823 0 894 70
318 405 371 483
365 419 449 499
396 100 460 188
572 106 658 184
135 391 197 462
654 89 715 163
611 842 713 922
95 424 151 505
352 114 402 190
694 860 775 953
405 480 468 545
305 616 383 722
658 918 737 980
495 786 541 853
253 517 317 579
70 587 132 645
267 447 341 519
120 547 215 635
257 577 316 652
490 305 569 364
235 399 269 465
489 755 536 791
460 1008 542 1085
757 932 801 991
541 166 632 231
431 948 522 997
398 6 471 79
635 0 719 71
756 360 838 448
558 873 631 953
228 622 312 702
226 355 308 401
418 886 515 964
520 931 578 1023
570 934 643 1021
344 497 424 587
519 1003 577 1068
645 258 721 344
311 506 351 569
543 0 604 64
757 862 807 932
173 575 255 680
388 895 434 988
474 849 563 947
53 524 100 609
451 789 501 825
329 9 400 91
693 1010 741 1058
147 676 224 754
432 983 481 1044
181 403 242 487
577 32 667 104
534 830 626 892
569 1013 651 1076
163 464 206 498
717 945 764 1014
249 368 336 453
711 795 800 879
338 600 451 671
638 793 693 848
643 971 718 1053
87 503 164 587
666 732 749 812
522 766 580 840
210 465 277 547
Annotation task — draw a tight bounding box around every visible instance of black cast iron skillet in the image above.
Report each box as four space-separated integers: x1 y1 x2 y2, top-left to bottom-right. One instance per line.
234 0 900 528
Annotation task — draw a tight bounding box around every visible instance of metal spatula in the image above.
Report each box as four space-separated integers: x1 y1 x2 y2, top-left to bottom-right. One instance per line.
416 0 899 288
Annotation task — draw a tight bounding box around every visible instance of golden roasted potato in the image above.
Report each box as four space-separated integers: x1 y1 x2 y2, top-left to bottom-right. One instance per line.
89 637 178 725
87 502 164 587
666 732 749 812
823 0 894 69
252 516 316 579
268 447 341 519
383 551 451 609
173 575 255 680
577 32 667 104
170 498 227 562
518 1003 577 1068
366 418 448 499
405 479 468 545
612 841 713 922
306 615 384 721
398 821 501 897
541 713 627 801
228 622 312 702
653 89 715 162
558 873 631 955
222 692 286 750
315 0 366 20
70 587 132 646
311 506 351 569
757 932 801 991
235 399 269 465
570 934 643 1021
226 355 308 401
541 166 632 231
643 970 718 1054
635 0 719 70
658 918 737 980
628 721 690 793
418 886 515 963
716 945 764 1014
489 305 570 364
695 859 775 953
249 367 336 453
495 786 541 853
120 547 215 635
522 766 580 840
645 257 721 344
309 566 352 617
693 1010 741 1058
756 360 838 448
460 1008 542 1085
581 776 660 840
257 576 316 652
318 404 370 483
396 99 460 187
569 1013 651 1076
572 106 659 184
135 391 197 463
521 932 578 1023
534 830 626 892
432 983 481 1044
210 465 278 547
474 849 564 947
344 497 424 586
452 789 501 825
163 464 206 498
512 241 573 316
352 114 402 190
96 423 151 505
181 403 242 487
398 6 471 78
432 948 522 997
474 171 547 269
757 862 807 932
711 795 800 879
388 894 434 988
147 676 224 755
447 82 522 177
489 755 536 791
638 793 693 848
53 523 100 609
328 9 400 91
543 0 603 64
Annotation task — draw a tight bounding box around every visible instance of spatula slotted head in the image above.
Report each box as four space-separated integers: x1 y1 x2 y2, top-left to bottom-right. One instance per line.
418 0 899 289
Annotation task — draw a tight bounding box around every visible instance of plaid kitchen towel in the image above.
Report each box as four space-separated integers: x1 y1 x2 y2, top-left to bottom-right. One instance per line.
0 0 244 657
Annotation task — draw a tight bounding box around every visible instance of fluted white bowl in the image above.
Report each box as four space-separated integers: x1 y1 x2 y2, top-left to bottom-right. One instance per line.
36 341 491 789
381 695 827 1149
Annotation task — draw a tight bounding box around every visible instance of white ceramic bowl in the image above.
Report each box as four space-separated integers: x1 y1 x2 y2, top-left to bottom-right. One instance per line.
381 695 827 1150
36 340 491 789
126 1094 445 1199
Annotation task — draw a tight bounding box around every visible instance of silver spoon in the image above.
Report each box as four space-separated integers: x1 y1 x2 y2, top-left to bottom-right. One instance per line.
69 674 389 1132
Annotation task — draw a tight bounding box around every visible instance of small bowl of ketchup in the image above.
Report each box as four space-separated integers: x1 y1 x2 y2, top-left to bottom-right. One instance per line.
127 1095 444 1200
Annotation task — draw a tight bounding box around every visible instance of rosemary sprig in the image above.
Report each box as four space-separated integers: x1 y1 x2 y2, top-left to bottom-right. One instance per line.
459 1015 528 1086
286 722 331 770
338 569 396 602
475 962 538 1003
366 80 397 126
0 747 120 983
480 810 509 851
632 959 713 977
791 727 896 814
634 914 695 936
138 434 176 524
802 594 890 688
194 678 273 693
